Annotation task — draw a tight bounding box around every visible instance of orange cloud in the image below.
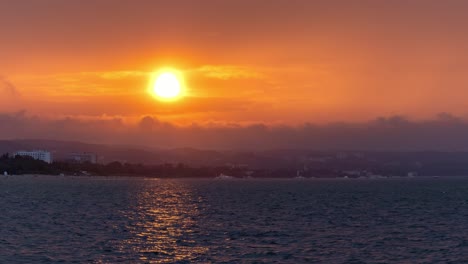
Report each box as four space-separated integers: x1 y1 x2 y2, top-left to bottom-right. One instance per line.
194 65 265 80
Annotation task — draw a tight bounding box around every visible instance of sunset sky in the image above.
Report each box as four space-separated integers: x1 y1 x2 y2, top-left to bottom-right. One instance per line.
2 0 468 149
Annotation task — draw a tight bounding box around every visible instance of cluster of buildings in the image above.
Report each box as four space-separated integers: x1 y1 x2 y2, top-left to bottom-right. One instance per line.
14 150 53 163
12 150 98 164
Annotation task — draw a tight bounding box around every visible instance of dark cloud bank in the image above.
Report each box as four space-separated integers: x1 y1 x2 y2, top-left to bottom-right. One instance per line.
1 112 468 151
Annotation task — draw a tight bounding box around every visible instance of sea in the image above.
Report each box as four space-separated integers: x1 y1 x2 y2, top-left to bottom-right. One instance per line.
1 176 468 263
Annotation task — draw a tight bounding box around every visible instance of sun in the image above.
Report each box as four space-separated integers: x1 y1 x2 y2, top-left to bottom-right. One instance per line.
151 70 183 100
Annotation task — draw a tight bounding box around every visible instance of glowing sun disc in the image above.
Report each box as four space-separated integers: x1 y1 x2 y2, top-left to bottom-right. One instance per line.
153 72 182 99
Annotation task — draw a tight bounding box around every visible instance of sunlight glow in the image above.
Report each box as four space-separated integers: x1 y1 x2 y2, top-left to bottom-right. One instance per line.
152 71 183 100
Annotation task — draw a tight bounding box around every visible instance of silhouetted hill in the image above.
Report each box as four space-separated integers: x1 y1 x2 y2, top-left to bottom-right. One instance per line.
0 139 270 167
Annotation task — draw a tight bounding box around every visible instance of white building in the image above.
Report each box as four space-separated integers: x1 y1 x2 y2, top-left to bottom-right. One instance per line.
67 152 97 164
14 150 52 164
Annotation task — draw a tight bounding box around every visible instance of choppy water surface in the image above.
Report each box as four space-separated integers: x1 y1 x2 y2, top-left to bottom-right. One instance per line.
2 176 468 263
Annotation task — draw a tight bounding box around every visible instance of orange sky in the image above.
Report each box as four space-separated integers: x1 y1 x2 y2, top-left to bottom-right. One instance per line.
2 0 468 126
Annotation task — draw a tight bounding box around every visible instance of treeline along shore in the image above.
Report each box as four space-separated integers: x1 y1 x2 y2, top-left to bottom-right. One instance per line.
0 153 347 178
0 154 249 178
4 152 468 178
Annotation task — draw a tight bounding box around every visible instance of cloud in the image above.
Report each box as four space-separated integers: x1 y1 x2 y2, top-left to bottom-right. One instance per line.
2 112 468 151
0 76 19 96
195 65 265 80
92 71 149 80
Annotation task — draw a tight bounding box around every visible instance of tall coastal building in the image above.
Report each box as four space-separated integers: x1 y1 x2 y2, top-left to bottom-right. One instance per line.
14 150 53 164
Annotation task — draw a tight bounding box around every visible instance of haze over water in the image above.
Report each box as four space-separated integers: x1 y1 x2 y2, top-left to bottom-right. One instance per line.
2 176 468 263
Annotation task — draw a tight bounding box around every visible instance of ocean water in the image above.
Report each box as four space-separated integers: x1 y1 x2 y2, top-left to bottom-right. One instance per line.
1 176 468 263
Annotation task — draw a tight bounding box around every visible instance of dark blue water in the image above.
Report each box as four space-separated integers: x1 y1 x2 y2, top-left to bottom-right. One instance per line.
1 176 468 263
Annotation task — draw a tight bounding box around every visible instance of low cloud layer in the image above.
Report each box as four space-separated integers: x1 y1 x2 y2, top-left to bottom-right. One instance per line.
1 112 468 151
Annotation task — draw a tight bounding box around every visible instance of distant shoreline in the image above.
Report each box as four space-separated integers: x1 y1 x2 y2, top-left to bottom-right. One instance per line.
1 173 463 180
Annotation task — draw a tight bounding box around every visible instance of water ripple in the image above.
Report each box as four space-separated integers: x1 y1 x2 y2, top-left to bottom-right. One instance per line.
2 176 468 263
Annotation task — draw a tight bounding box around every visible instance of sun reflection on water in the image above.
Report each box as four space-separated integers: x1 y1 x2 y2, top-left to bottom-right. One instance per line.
116 181 208 263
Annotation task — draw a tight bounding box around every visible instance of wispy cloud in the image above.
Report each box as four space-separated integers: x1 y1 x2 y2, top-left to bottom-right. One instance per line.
0 76 19 96
194 65 265 80
79 71 149 80
22 71 150 83
12 70 150 97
